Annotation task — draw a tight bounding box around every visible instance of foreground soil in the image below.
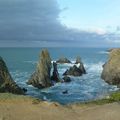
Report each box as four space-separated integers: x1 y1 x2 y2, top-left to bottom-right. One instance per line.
0 93 120 120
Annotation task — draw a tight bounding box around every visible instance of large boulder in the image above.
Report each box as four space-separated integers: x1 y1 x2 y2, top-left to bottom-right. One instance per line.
51 62 61 82
27 49 52 89
101 49 120 86
56 57 71 64
0 57 25 94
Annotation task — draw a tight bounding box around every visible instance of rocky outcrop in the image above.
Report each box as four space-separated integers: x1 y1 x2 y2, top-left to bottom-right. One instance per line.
63 65 85 76
27 49 52 89
56 57 71 64
79 62 86 74
62 76 71 83
51 62 61 82
101 49 120 86
75 56 81 64
0 57 25 94
75 56 86 74
63 58 86 76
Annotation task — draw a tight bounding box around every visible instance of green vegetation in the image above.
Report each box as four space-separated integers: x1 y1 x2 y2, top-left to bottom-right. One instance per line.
85 91 120 105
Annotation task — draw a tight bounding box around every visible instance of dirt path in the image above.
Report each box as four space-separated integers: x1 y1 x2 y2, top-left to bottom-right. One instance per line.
0 98 120 120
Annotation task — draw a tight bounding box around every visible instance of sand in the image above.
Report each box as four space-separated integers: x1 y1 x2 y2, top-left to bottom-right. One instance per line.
0 94 120 120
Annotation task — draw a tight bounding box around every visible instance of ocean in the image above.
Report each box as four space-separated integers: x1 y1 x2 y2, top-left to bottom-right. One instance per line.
0 47 118 104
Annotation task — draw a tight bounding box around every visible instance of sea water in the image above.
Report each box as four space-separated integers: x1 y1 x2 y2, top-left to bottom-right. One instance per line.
0 48 118 104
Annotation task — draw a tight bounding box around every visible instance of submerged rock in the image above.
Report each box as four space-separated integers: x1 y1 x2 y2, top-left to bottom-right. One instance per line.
27 49 52 89
56 57 71 64
101 49 120 86
51 62 61 82
62 90 68 94
0 57 25 94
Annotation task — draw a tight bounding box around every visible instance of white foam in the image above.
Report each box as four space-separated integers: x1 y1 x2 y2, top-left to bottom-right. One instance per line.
85 62 104 72
98 51 109 54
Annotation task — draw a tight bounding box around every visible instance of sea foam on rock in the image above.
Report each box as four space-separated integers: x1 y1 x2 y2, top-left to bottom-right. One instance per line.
63 57 86 76
101 48 120 86
0 57 25 94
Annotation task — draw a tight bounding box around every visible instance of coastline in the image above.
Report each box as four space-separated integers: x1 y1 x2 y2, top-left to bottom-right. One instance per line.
0 92 120 120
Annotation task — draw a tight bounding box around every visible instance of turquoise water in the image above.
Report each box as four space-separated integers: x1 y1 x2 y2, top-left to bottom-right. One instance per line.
0 48 118 104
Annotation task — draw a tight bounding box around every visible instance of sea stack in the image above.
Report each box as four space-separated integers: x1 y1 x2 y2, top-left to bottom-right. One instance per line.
101 48 120 86
27 49 52 89
51 62 61 82
63 57 86 76
56 57 71 64
0 57 25 94
75 56 86 74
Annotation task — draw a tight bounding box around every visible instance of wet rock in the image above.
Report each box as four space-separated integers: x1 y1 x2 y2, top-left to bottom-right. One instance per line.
63 65 83 76
101 49 120 86
62 90 68 94
51 62 61 82
79 62 86 74
62 76 71 83
56 57 71 64
27 49 52 89
0 57 25 94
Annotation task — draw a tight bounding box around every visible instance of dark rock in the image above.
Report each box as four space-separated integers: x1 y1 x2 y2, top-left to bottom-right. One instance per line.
62 90 68 94
27 49 52 89
63 65 83 76
56 57 71 64
101 49 120 86
0 57 25 94
51 62 61 82
79 62 86 74
75 56 86 74
62 76 71 82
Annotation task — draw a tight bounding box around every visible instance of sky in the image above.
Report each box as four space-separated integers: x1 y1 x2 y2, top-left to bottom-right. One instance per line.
0 0 120 47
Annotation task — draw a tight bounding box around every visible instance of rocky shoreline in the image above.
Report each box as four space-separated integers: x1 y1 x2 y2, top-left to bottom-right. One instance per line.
0 48 120 120
0 48 120 102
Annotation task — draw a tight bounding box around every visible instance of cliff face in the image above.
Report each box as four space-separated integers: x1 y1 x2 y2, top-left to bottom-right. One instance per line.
27 49 52 89
0 57 25 94
101 49 120 86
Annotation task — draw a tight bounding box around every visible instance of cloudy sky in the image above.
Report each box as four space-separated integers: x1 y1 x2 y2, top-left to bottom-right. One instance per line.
0 0 120 47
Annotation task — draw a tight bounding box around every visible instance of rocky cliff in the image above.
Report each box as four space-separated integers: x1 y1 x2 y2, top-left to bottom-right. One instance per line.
101 49 120 86
0 57 25 94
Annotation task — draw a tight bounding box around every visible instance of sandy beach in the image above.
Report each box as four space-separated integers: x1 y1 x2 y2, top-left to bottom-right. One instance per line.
0 93 120 120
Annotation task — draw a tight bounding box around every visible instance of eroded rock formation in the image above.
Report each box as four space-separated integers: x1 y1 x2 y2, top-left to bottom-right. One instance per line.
101 49 120 86
27 49 52 89
51 62 61 82
0 57 25 94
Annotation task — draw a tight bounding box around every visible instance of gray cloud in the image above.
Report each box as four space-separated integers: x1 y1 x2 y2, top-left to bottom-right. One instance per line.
0 0 119 47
